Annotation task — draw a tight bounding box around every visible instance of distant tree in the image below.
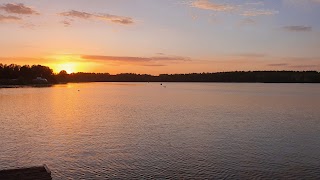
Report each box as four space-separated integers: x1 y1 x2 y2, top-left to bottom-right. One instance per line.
0 63 57 85
51 71 320 83
59 70 68 75
1 63 320 84
56 70 69 82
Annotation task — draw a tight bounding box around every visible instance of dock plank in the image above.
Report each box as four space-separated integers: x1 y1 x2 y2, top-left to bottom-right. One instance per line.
0 165 52 180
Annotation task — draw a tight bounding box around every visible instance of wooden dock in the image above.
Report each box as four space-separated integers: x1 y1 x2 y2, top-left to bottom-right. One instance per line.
0 165 52 180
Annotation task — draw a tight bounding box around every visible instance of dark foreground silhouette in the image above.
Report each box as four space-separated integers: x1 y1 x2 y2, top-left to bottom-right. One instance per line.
1 64 320 85
58 71 320 83
0 165 52 180
0 64 56 85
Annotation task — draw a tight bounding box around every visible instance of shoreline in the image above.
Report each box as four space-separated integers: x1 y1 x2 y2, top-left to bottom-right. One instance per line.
1 81 320 89
0 84 54 88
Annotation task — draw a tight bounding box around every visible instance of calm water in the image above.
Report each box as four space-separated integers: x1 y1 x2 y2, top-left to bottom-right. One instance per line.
1 83 320 179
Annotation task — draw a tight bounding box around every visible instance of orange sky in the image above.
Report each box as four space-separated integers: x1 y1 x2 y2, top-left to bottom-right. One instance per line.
1 0 320 74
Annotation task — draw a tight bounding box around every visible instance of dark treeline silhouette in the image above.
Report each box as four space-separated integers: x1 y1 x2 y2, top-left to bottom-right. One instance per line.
57 71 320 83
1 64 320 85
0 64 56 85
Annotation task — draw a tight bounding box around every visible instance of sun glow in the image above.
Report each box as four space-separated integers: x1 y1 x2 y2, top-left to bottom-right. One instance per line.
45 54 82 73
44 54 101 74
55 63 77 74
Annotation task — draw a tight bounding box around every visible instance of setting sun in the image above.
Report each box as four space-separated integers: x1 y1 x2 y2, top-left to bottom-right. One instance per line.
47 60 101 74
44 54 83 74
55 63 77 74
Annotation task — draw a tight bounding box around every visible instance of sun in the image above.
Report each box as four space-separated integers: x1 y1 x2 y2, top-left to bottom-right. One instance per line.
46 54 80 74
46 54 99 74
57 63 76 74
49 62 78 74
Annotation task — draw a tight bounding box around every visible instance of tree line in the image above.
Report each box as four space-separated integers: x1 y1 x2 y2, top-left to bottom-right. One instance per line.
1 63 320 85
0 64 56 85
57 70 320 83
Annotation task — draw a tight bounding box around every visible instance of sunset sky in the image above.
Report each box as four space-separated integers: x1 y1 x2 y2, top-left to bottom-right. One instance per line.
0 0 319 74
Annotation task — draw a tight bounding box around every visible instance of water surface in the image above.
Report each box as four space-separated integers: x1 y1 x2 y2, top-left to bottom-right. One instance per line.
1 83 320 179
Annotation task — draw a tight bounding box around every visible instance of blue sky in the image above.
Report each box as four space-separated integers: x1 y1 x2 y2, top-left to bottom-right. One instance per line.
0 0 319 74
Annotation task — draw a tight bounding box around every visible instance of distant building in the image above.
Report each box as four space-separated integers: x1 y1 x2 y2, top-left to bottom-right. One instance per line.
32 77 48 84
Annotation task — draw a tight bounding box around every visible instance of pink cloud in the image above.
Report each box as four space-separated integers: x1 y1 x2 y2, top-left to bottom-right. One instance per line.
0 3 39 15
59 10 135 25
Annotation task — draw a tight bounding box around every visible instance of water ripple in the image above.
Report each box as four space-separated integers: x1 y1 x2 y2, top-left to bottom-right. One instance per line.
0 83 320 179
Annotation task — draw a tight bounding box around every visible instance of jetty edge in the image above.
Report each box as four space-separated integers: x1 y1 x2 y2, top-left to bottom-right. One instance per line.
0 164 52 180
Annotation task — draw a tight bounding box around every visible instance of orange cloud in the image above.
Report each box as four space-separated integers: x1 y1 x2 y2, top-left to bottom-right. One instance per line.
59 10 135 25
0 14 21 22
0 3 39 15
290 65 319 69
283 26 312 32
227 53 267 59
61 20 72 27
241 9 278 16
190 0 278 19
191 0 236 11
60 10 92 19
266 63 320 71
81 54 191 66
82 55 151 62
268 63 288 67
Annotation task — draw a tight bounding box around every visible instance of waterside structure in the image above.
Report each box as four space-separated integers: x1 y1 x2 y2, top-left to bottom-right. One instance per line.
0 165 52 180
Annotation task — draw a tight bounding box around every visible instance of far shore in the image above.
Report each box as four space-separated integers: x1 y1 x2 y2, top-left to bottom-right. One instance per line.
1 64 320 85
0 84 54 88
1 81 320 89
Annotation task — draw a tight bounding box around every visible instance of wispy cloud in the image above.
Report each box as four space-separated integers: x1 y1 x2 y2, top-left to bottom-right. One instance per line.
81 54 191 66
280 57 319 62
189 0 278 19
20 22 37 29
0 3 39 26
238 18 256 26
82 55 190 62
98 14 134 24
82 55 151 62
230 53 267 58
61 20 72 27
142 64 167 67
267 63 319 70
241 9 278 16
190 0 236 11
290 64 318 69
0 56 50 63
268 63 288 67
0 14 21 22
245 1 265 6
59 10 135 25
152 56 191 61
283 25 312 32
266 56 320 70
60 10 92 19
0 3 39 15
284 0 320 4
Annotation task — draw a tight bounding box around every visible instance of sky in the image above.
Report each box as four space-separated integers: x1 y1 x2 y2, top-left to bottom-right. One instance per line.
0 0 319 74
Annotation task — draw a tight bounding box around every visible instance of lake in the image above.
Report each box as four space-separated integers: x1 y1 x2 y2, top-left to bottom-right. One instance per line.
1 83 320 179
